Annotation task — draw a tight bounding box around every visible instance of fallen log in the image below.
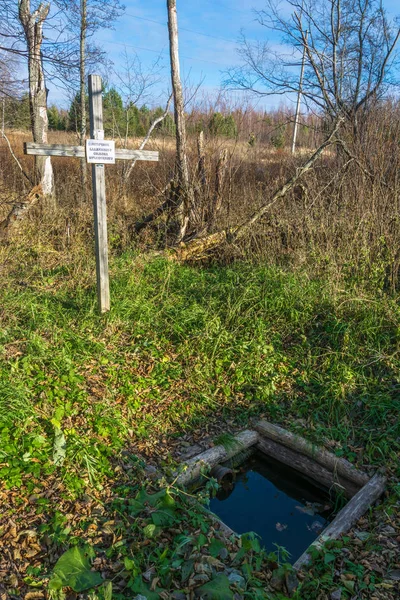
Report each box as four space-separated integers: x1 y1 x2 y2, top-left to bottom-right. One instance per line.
294 472 386 570
254 420 369 488
175 429 259 488
256 436 359 498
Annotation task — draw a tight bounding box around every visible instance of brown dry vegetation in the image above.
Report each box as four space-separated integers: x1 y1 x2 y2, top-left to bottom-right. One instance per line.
2 101 400 292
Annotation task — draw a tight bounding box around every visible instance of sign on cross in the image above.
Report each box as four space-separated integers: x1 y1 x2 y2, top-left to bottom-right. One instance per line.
24 74 159 313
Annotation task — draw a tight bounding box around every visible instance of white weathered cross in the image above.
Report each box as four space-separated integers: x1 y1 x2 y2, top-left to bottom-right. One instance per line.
24 74 159 313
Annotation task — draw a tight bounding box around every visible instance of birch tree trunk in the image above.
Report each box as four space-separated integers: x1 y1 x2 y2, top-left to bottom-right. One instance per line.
18 0 54 197
79 0 88 202
167 0 193 240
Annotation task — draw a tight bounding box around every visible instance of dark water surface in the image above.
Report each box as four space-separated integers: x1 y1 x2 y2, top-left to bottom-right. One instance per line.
209 452 336 562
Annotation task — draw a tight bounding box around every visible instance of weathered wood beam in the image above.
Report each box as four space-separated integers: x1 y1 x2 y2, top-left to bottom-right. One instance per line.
24 142 159 162
256 437 359 498
176 430 259 488
294 473 386 570
254 420 369 487
25 143 84 158
89 74 110 313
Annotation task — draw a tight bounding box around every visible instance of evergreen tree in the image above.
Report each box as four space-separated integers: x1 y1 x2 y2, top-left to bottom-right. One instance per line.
4 93 31 129
68 92 89 133
209 112 237 138
103 88 124 136
48 105 66 130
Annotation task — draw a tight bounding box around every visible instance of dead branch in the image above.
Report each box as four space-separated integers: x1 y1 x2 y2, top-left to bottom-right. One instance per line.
197 130 207 192
0 185 43 243
0 130 34 185
124 94 173 182
176 118 343 261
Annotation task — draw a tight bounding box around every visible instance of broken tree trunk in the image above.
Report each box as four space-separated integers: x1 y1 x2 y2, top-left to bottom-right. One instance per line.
167 0 194 240
197 130 207 193
0 185 43 242
207 147 228 231
176 118 343 261
19 0 54 197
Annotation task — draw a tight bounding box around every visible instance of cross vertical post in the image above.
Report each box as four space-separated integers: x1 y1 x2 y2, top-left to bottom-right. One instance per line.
88 74 110 313
24 74 159 314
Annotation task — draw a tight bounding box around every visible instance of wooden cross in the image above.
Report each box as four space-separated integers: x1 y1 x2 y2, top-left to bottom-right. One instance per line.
24 74 159 313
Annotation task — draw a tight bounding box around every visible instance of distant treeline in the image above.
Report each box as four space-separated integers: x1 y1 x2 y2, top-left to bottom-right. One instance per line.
3 88 319 147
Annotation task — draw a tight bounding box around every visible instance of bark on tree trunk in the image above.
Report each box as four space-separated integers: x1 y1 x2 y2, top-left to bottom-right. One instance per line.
209 147 228 230
197 130 207 193
167 0 193 240
18 0 53 197
79 0 88 202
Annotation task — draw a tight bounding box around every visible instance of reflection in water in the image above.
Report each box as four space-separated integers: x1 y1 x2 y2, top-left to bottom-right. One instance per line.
209 452 337 563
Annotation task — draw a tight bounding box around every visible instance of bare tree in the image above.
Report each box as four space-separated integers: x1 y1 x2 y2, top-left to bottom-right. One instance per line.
79 0 88 200
167 0 194 240
54 0 124 201
18 0 53 196
114 48 164 148
226 0 400 138
0 0 74 239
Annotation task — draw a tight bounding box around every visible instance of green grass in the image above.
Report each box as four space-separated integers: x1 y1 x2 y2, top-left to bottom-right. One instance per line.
1 251 399 598
1 253 399 489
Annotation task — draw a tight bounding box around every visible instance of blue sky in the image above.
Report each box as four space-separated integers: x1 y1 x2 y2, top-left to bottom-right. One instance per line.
50 0 281 108
103 0 268 92
50 0 400 110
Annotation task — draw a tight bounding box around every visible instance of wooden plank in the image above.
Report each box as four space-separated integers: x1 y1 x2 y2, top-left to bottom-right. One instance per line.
115 148 159 161
294 473 386 570
25 143 84 158
256 437 359 498
89 74 110 313
25 142 159 162
254 420 369 487
176 430 259 488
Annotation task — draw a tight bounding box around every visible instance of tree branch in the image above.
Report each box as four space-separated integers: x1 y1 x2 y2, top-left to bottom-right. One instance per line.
176 118 343 261
124 94 172 182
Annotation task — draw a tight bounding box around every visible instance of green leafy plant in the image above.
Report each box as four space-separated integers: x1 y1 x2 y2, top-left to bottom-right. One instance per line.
48 546 103 595
196 574 234 600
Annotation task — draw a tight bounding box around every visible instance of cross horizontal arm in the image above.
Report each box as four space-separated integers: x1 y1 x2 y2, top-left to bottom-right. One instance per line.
24 143 159 162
